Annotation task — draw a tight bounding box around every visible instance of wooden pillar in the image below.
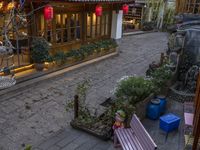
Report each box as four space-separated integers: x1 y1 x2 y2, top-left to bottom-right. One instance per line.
82 8 87 43
74 95 79 119
193 73 200 150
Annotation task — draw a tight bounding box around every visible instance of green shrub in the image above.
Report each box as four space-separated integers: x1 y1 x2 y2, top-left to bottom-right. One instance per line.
115 76 155 105
31 37 51 63
150 64 172 91
54 51 67 64
52 39 118 63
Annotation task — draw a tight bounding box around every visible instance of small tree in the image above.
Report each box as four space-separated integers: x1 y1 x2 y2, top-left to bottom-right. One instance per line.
31 37 51 63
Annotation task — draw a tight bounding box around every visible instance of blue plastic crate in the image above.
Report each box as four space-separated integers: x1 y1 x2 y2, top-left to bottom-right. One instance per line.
159 113 180 133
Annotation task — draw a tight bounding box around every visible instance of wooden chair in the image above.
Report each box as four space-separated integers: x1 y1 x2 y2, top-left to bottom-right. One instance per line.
114 114 157 150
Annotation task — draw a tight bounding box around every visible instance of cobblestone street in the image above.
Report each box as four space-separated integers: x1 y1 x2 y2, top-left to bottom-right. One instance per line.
0 32 168 150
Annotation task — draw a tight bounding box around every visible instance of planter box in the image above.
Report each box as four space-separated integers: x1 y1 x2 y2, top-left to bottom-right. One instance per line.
135 93 155 120
70 119 113 141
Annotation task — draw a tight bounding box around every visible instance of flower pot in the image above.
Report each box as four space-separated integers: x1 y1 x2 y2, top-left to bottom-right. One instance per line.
34 63 45 71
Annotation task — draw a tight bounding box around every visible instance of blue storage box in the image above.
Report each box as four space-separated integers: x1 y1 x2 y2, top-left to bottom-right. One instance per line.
160 113 180 133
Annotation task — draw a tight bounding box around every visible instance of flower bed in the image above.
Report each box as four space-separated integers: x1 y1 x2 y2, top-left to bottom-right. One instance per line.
70 112 113 140
48 39 118 68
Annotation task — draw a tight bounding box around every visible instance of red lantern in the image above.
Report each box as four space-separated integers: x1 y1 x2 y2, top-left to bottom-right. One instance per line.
95 5 102 17
122 4 129 14
44 5 53 21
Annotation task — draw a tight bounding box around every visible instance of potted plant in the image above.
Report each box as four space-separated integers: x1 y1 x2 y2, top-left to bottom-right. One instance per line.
31 37 51 71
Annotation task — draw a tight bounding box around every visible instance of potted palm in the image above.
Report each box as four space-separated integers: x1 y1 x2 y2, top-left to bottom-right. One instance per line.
31 37 51 71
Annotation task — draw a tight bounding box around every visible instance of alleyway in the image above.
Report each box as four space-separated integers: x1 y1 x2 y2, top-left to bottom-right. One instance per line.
0 32 168 150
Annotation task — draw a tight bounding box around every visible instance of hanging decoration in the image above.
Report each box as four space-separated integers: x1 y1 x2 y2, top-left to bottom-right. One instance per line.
122 4 129 14
44 5 54 21
95 5 102 17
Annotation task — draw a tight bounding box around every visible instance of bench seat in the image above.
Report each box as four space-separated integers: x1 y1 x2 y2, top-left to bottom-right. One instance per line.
114 114 157 150
115 128 143 150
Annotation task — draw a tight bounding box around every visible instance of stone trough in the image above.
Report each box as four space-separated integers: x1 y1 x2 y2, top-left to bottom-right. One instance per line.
168 82 195 103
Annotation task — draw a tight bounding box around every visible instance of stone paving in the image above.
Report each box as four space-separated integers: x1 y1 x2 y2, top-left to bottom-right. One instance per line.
0 32 169 150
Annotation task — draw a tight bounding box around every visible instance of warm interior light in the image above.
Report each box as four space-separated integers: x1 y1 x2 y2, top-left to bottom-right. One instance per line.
14 64 34 73
0 1 3 9
0 64 34 76
7 2 15 10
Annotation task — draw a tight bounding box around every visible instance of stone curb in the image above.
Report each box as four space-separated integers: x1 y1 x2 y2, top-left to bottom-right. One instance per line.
123 30 158 36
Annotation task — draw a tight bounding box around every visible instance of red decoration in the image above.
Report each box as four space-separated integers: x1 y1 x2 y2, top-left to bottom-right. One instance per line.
95 5 102 17
44 5 53 21
122 4 129 14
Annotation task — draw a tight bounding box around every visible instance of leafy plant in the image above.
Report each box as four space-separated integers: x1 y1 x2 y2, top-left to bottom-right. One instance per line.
66 80 90 112
115 76 155 105
75 80 90 106
24 145 32 150
31 37 51 63
105 98 135 124
150 64 172 92
54 51 67 65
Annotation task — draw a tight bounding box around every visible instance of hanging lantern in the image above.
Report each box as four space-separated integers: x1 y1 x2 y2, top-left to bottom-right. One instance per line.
95 5 102 17
44 5 53 21
122 4 129 14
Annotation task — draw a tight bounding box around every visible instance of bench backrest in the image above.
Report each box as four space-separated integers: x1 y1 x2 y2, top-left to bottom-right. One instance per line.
130 114 157 150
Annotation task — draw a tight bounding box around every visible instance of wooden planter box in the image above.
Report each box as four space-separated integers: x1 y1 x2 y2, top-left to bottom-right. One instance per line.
70 93 155 140
52 47 117 69
70 118 113 141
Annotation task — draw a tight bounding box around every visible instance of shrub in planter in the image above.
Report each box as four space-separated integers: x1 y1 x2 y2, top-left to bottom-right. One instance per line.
150 64 172 94
95 40 116 52
53 51 67 65
31 37 51 71
115 76 156 105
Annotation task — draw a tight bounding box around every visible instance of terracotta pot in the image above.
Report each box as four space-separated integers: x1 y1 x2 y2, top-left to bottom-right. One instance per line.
34 63 45 71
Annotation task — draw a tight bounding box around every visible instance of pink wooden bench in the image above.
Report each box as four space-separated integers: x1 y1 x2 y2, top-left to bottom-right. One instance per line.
114 114 157 150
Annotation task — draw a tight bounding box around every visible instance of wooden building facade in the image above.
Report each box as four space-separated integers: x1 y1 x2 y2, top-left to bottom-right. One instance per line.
29 2 116 53
0 0 134 71
176 0 200 14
